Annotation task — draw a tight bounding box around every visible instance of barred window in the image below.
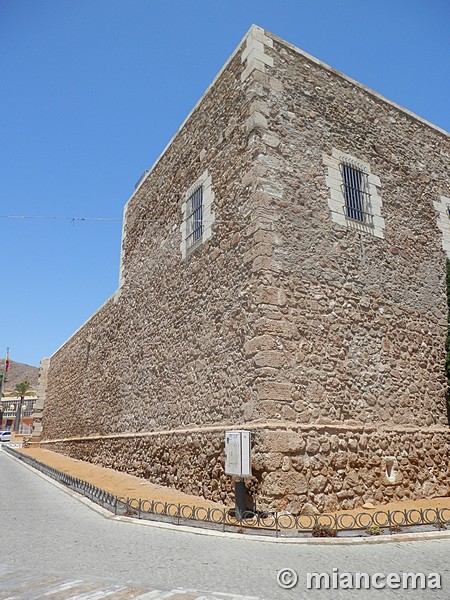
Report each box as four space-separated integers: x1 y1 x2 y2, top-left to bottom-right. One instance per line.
340 161 371 224
180 170 215 259
186 186 203 249
323 150 384 239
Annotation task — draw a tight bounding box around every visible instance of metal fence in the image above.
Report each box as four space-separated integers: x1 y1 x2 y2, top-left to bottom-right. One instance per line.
4 445 450 539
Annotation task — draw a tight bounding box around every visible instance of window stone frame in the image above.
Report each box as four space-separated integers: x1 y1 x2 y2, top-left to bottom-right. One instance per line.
323 149 385 239
180 169 215 259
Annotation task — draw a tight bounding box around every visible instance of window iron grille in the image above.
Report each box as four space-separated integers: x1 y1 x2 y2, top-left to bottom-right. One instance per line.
186 186 203 249
340 161 371 224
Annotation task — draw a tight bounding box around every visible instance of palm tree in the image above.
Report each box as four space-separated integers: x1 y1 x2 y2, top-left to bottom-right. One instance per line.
11 380 34 434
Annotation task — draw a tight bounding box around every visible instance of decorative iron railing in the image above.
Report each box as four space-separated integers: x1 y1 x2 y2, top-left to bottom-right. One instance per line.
4 446 450 539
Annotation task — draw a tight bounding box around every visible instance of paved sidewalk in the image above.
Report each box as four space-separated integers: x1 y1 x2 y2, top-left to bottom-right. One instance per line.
14 446 450 519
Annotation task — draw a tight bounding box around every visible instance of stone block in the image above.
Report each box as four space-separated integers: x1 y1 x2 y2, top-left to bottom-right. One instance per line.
246 192 274 211
306 437 320 455
262 133 280 148
243 242 273 264
256 381 292 401
255 452 283 471
244 48 274 69
254 350 285 368
336 490 354 500
249 99 270 116
256 400 280 419
245 111 268 133
254 286 287 306
281 456 291 472
330 434 339 452
252 256 282 273
241 39 265 63
309 474 327 493
248 26 273 47
253 229 279 245
268 76 283 92
263 471 308 496
243 334 277 357
256 317 296 338
300 502 319 515
266 430 306 453
260 180 284 198
241 58 266 83
333 452 348 469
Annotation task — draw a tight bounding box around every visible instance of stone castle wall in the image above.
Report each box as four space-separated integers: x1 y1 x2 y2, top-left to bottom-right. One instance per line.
44 42 260 439
41 26 450 514
238 30 450 428
44 423 449 513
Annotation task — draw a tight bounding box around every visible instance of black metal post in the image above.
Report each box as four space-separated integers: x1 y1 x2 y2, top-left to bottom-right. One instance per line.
234 479 247 520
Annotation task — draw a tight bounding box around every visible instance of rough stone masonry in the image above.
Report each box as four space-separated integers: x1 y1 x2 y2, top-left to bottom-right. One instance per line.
38 25 450 514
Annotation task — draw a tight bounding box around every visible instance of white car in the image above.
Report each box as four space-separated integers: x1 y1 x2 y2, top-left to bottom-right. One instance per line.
0 431 12 443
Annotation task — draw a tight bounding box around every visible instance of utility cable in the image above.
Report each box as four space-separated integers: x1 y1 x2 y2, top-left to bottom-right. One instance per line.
0 215 121 222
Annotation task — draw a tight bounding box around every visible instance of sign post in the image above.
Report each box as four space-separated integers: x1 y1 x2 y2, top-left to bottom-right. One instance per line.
225 430 252 519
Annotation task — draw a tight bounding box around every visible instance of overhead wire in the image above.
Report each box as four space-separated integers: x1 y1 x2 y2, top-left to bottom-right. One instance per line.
0 215 121 222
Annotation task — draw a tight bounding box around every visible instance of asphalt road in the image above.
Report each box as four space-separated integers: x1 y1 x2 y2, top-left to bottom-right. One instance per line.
1 450 449 599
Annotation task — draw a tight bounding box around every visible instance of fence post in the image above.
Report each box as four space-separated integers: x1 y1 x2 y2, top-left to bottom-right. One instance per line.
387 510 392 533
418 508 424 528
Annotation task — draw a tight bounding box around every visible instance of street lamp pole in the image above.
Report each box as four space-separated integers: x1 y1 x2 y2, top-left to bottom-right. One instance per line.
14 397 23 434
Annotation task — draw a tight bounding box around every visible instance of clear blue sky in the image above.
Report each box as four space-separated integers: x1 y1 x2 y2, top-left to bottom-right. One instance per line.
1 0 449 367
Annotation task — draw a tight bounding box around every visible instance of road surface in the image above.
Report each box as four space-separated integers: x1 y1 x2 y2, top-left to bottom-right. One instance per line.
1 450 449 599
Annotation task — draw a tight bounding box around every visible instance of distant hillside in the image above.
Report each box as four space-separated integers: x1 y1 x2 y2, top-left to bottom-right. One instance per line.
0 360 39 393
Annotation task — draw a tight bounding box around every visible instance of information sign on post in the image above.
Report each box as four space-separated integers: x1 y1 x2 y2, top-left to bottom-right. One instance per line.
225 430 252 478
